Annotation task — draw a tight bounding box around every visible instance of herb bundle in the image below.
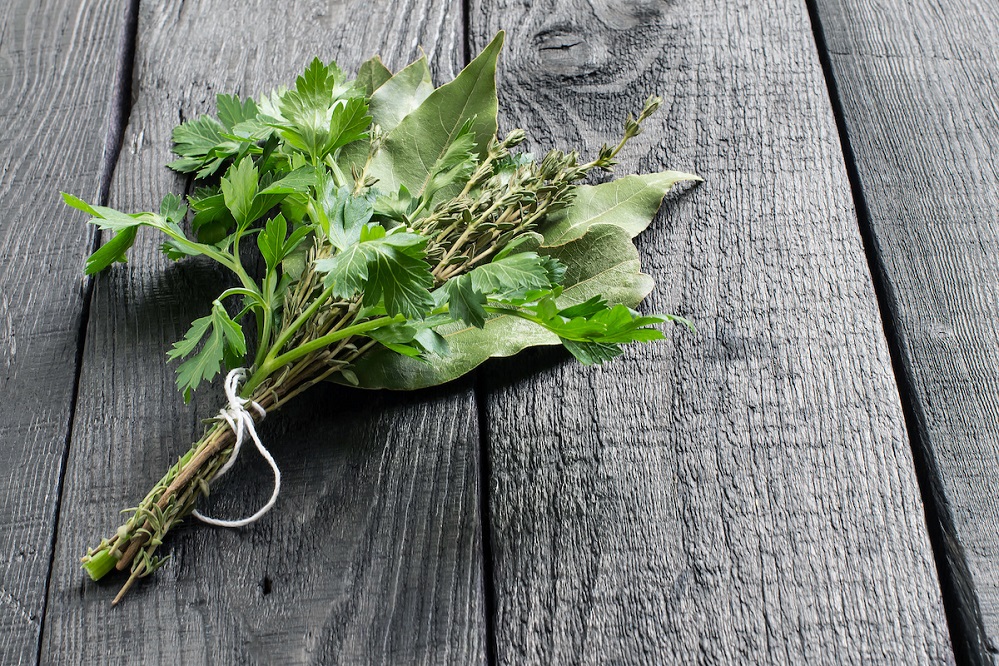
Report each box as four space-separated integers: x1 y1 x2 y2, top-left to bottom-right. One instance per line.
64 32 698 603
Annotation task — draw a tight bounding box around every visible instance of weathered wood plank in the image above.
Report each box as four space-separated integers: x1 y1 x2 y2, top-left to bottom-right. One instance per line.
471 0 953 662
811 0 999 659
41 2 484 663
0 1 126 663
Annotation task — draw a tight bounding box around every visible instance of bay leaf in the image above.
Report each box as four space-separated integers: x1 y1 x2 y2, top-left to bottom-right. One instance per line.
540 171 700 245
365 32 504 197
346 223 653 389
355 56 392 96
368 56 434 133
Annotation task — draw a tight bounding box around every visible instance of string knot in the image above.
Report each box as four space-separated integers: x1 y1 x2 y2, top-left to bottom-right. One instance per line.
192 368 281 528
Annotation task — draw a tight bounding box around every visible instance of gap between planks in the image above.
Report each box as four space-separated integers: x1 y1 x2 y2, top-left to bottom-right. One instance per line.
804 0 992 662
34 1 141 664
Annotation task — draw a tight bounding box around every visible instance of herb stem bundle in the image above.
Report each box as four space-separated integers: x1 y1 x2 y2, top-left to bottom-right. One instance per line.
67 33 698 602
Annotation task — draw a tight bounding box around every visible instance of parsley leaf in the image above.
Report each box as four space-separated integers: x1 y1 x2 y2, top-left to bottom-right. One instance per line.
167 115 245 177
62 192 154 231
276 58 370 159
220 159 315 230
167 301 247 402
220 157 258 226
441 274 488 328
326 98 372 154
435 252 564 329
538 303 666 365
159 193 194 260
256 213 288 271
256 213 310 272
216 94 259 130
188 186 234 244
320 184 374 251
367 320 449 358
84 227 137 274
559 340 623 365
315 226 434 319
468 252 565 300
169 116 226 166
280 58 346 120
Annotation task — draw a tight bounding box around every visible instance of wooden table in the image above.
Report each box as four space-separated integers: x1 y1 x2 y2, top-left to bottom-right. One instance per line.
1 0 996 663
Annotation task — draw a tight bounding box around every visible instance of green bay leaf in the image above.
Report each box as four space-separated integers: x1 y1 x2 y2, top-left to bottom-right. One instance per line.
540 171 700 245
345 223 653 390
365 32 504 197
368 56 434 133
356 56 392 96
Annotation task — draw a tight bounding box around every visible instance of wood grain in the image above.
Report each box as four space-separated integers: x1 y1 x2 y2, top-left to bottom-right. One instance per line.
41 1 485 663
471 0 954 662
0 1 125 663
812 0 999 659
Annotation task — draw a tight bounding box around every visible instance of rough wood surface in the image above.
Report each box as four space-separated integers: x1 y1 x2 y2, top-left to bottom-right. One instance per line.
812 0 999 659
40 2 485 663
0 1 125 663
471 0 954 662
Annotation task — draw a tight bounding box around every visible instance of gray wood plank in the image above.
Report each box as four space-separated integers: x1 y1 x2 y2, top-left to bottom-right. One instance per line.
811 0 999 659
470 0 954 662
0 1 126 663
41 2 485 663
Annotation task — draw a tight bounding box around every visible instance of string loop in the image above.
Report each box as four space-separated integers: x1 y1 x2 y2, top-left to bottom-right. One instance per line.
192 368 280 528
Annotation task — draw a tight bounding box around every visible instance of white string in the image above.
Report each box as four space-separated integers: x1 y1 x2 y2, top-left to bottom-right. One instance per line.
192 368 280 528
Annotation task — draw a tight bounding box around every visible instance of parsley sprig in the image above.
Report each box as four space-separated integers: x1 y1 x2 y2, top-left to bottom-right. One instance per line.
66 32 699 602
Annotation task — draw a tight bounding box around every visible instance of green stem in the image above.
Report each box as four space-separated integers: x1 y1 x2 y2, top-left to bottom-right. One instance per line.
219 261 260 301
252 274 277 369
307 200 330 237
268 315 398 371
218 286 265 304
82 550 117 581
482 304 558 332
229 231 265 344
210 248 261 310
241 315 399 396
253 312 272 370
158 225 239 274
408 196 431 220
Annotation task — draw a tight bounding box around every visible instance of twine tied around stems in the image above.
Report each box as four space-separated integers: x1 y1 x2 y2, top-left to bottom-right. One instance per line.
192 368 280 528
